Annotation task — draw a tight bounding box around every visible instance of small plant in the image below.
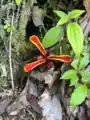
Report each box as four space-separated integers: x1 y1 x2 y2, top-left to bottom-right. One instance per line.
4 24 15 32
24 35 71 72
61 54 90 106
53 9 90 106
24 9 90 106
54 10 85 26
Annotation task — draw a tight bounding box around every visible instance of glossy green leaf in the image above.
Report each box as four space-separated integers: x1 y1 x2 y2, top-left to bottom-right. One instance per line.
57 16 68 26
80 71 90 82
42 27 64 48
15 0 22 5
61 69 77 80
70 75 78 86
70 85 87 106
67 23 84 57
79 55 89 69
71 59 79 69
54 10 68 18
68 10 85 19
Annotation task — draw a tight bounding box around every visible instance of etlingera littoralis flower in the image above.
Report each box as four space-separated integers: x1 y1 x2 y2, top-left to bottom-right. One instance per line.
24 35 71 72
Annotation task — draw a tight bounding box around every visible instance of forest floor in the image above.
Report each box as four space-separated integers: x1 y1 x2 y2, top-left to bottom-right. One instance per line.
0 0 90 120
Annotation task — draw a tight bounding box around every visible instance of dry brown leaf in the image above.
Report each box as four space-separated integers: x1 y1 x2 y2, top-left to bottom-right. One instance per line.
6 86 29 115
38 89 62 120
27 94 42 113
30 70 46 81
26 79 41 113
41 116 47 120
0 90 12 115
78 106 87 120
6 80 36 115
26 79 37 96
44 71 59 88
31 69 59 91
6 79 41 115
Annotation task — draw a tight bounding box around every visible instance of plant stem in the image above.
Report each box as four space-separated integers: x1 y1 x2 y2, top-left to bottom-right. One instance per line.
9 3 14 96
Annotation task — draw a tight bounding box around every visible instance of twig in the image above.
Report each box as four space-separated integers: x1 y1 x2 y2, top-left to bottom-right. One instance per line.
9 4 14 95
26 108 36 120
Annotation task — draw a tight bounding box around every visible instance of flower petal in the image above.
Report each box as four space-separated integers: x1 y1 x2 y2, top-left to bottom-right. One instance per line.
30 35 46 56
47 55 71 62
24 59 46 72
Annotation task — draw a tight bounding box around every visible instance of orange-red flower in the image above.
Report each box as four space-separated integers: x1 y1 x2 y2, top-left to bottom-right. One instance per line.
24 35 71 72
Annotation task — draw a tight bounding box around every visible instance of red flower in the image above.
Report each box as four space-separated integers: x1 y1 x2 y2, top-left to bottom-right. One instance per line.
24 35 71 72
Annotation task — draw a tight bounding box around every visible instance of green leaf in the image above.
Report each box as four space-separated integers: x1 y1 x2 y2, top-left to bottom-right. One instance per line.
70 75 78 86
4 24 15 32
15 0 22 6
80 70 90 82
70 85 87 106
71 59 79 69
54 10 68 18
79 55 89 69
4 24 9 29
42 26 64 48
61 69 77 80
54 10 68 26
68 10 85 19
67 23 84 57
57 16 68 26
7 27 11 32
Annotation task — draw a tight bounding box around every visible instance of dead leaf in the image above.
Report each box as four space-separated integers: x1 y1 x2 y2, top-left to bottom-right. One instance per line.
44 71 59 89
26 79 37 96
6 79 39 115
0 90 12 115
31 70 59 89
6 81 29 115
26 79 41 113
30 70 46 81
0 97 12 115
78 106 87 120
49 78 60 95
27 94 42 113
41 116 47 120
70 106 79 117
33 17 43 26
32 6 45 26
38 89 62 120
